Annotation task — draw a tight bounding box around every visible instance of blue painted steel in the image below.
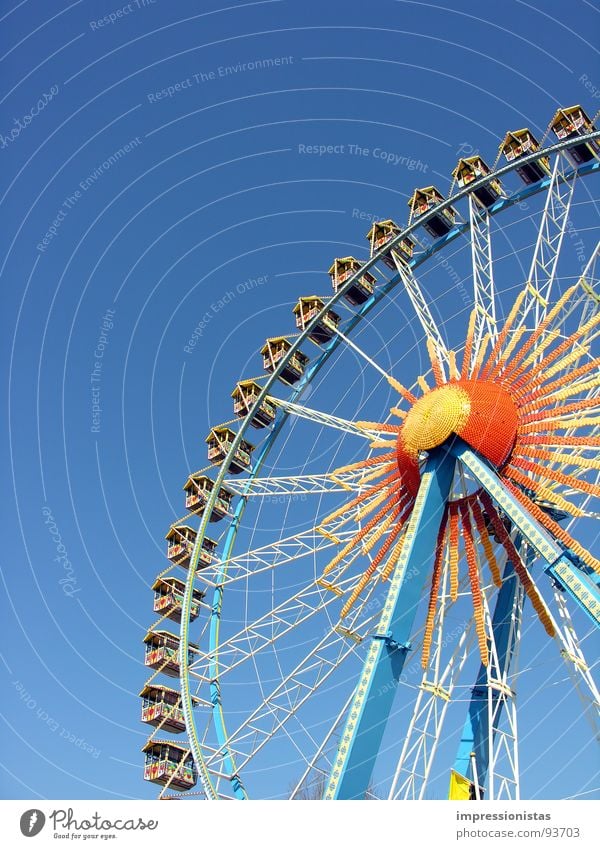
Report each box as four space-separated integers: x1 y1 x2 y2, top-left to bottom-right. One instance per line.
452 551 522 792
325 445 456 799
450 440 600 629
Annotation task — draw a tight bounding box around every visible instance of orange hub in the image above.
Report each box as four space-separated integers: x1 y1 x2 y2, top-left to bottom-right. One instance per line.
396 380 518 494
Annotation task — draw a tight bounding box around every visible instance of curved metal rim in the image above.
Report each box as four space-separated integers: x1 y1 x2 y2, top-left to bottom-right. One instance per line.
178 131 600 800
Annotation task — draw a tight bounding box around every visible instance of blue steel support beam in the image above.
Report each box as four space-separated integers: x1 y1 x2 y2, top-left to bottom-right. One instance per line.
449 440 600 630
451 552 522 793
324 445 456 799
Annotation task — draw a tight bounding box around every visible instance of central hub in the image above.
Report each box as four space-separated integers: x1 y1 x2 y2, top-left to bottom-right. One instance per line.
398 379 519 470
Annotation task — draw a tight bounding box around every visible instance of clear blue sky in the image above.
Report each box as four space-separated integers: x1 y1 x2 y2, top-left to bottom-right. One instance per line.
1 0 599 801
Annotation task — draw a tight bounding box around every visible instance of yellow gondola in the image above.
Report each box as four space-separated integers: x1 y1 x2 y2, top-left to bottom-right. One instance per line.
452 156 503 207
550 105 599 165
152 576 205 624
142 740 197 789
140 685 200 734
183 474 233 519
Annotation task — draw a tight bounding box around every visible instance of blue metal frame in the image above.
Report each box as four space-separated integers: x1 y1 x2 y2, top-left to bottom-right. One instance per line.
324 445 456 799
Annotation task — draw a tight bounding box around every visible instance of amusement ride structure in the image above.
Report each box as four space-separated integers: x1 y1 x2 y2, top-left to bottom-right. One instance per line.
141 105 600 800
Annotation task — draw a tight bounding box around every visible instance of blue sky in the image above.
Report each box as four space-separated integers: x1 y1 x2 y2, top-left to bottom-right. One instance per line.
1 0 599 801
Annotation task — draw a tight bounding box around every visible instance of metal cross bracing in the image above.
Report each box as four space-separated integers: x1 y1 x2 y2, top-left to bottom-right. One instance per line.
388 567 477 800
552 591 600 741
197 595 383 782
266 396 386 441
468 194 497 371
190 484 398 591
223 465 390 498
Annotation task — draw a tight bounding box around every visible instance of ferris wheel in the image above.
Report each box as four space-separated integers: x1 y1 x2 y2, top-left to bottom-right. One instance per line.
140 105 600 801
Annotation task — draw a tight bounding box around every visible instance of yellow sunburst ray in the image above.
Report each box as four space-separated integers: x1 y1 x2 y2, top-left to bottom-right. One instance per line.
513 345 591 398
417 375 430 393
370 439 398 449
503 466 586 517
517 434 600 448
448 349 460 380
390 406 407 420
500 284 578 381
512 446 600 472
355 421 401 433
387 375 417 404
521 395 600 425
340 508 410 618
503 481 600 575
518 415 600 434
333 452 397 475
318 471 400 529
322 490 404 576
487 327 527 381
480 289 527 380
471 332 492 379
511 311 600 391
448 502 460 601
519 372 600 412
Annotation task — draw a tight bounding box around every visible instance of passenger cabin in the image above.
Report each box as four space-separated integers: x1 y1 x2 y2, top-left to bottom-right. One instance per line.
261 337 309 385
165 524 196 568
452 156 503 207
183 474 233 519
328 257 376 306
550 105 599 165
140 685 199 734
142 741 197 789
152 576 204 624
143 629 198 678
165 524 217 569
366 220 415 269
206 426 254 473
408 186 457 238
231 380 276 428
499 128 551 184
293 297 340 344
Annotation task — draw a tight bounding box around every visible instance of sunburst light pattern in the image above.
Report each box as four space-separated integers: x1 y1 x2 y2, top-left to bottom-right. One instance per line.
319 284 600 664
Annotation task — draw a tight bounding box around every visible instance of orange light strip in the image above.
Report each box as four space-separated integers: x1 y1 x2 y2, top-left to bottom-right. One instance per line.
503 480 600 575
520 395 600 424
517 357 600 406
479 491 555 636
500 284 578 382
422 508 449 668
459 501 489 665
509 457 600 499
322 486 405 576
470 496 502 588
480 289 526 380
387 375 417 404
513 446 600 472
503 465 584 518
